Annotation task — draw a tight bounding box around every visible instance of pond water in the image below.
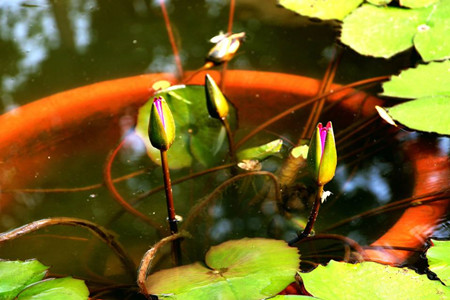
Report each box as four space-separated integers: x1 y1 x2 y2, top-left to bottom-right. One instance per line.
0 0 449 298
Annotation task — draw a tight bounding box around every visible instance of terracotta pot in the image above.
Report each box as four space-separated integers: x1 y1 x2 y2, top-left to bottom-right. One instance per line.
0 70 448 265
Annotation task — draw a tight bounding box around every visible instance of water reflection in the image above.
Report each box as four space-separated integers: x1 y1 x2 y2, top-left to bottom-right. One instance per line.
0 0 95 111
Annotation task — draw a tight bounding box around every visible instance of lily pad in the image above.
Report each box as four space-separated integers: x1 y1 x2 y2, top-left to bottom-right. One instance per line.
146 238 300 299
0 259 48 299
427 239 450 285
414 0 450 61
237 139 283 161
401 0 440 8
301 260 450 299
17 277 89 300
135 85 236 169
367 0 392 5
341 4 431 58
278 0 363 21
385 96 450 135
269 296 315 299
382 61 450 98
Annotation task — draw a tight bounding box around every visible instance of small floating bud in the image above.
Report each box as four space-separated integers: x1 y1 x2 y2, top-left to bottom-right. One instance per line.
206 32 245 64
148 96 176 151
205 74 229 120
307 122 337 186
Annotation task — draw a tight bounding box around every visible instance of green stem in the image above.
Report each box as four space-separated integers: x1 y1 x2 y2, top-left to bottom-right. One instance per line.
160 150 182 265
289 185 324 245
221 118 235 162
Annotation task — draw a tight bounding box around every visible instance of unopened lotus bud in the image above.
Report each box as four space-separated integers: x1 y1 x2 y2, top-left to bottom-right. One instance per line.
205 74 229 120
148 96 176 151
307 121 337 186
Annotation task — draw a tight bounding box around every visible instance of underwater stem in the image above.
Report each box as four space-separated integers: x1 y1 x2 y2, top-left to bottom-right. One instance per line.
0 217 136 280
221 118 235 162
160 150 182 265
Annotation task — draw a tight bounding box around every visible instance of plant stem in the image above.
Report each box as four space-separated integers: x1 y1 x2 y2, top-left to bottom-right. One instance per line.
289 185 324 245
221 118 235 162
160 150 182 265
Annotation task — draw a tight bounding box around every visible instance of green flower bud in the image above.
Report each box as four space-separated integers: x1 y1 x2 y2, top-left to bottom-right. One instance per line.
148 96 176 151
205 74 229 120
307 121 337 186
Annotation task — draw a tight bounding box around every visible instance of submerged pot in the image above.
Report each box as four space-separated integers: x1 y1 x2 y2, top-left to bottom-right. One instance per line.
0 70 448 266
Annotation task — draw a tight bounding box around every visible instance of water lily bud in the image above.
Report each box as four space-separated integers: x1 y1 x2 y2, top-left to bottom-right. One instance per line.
205 74 229 120
307 121 337 186
148 96 176 151
207 32 245 64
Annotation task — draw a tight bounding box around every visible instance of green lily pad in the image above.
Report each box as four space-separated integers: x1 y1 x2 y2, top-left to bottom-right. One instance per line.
0 259 48 299
17 277 89 300
301 260 450 299
269 296 315 299
414 0 450 61
382 61 450 98
237 139 283 161
367 0 392 5
341 4 431 58
401 0 440 8
427 239 450 285
146 238 300 299
278 0 363 21
135 85 236 169
385 96 450 135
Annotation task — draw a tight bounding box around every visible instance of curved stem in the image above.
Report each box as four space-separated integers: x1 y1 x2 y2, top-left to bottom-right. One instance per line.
104 139 164 233
0 217 136 280
159 0 183 79
221 118 235 162
183 171 281 229
137 232 189 297
235 75 389 149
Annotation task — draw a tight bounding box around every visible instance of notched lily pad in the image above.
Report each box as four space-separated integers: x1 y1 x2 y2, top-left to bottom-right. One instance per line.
0 259 48 299
427 239 450 285
341 4 430 58
301 260 450 299
16 277 89 300
384 96 450 135
382 60 450 99
146 238 300 299
278 0 363 21
135 85 236 169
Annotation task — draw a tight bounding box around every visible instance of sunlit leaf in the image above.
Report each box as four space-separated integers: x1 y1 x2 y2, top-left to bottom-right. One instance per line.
341 4 431 58
367 0 392 5
0 259 48 299
135 85 236 169
414 0 450 61
146 238 300 299
237 139 283 161
427 239 450 285
278 0 363 21
269 296 315 299
382 61 450 98
401 0 440 8
301 260 450 299
17 277 89 300
385 96 450 135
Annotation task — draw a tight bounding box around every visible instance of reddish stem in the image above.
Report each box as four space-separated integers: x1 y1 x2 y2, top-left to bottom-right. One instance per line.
160 0 183 79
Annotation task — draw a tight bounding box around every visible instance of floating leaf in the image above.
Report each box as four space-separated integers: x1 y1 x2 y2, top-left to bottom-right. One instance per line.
146 238 300 299
414 0 450 61
427 239 450 285
385 96 450 135
382 61 450 98
136 85 236 169
17 277 89 300
301 260 450 299
278 0 363 21
237 139 283 161
341 4 431 58
367 0 392 5
269 296 315 299
0 259 48 299
401 0 440 8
